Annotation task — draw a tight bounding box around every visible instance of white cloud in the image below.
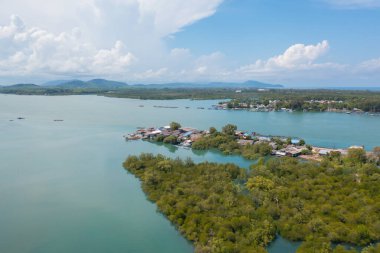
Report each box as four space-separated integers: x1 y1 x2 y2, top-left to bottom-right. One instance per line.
0 15 24 38
237 40 333 75
170 48 192 59
196 66 208 74
324 0 380 8
93 41 136 73
136 0 223 37
358 58 380 72
0 0 223 82
0 16 136 77
0 0 223 49
130 50 229 82
194 52 226 75
134 68 168 80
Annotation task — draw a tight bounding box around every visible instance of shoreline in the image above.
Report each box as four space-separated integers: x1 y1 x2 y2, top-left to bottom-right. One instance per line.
1 93 379 116
212 103 380 116
125 123 374 162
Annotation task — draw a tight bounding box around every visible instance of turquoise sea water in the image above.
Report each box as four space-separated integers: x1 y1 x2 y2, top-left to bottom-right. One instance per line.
1 94 379 253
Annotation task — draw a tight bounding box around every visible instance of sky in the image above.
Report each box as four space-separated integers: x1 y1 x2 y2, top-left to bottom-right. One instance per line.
0 0 380 87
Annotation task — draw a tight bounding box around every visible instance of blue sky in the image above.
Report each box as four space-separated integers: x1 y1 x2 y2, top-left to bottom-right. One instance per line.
0 0 380 86
169 0 380 65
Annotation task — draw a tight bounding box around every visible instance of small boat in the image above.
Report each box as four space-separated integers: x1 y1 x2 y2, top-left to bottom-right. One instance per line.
17 117 25 120
125 133 142 141
127 136 140 140
54 119 64 122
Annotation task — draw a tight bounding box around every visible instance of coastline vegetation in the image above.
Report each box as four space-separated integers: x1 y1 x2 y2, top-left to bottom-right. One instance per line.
257 89 380 113
220 90 380 113
190 124 274 159
123 153 380 253
1 85 379 112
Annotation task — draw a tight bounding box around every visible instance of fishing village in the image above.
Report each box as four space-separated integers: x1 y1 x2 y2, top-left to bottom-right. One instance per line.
213 100 380 115
124 122 369 162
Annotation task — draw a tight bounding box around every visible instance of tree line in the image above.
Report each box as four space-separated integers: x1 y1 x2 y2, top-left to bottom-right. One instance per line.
123 151 380 253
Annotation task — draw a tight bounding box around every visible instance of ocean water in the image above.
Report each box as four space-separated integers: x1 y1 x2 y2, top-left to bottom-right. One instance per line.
1 94 379 253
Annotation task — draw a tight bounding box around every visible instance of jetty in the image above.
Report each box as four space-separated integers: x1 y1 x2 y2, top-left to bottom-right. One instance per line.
153 105 178 109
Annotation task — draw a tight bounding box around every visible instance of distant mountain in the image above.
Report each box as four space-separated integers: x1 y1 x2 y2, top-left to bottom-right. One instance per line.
2 83 40 89
87 79 128 88
42 80 78 86
133 80 283 89
44 79 129 89
2 79 283 90
56 80 87 88
242 80 283 88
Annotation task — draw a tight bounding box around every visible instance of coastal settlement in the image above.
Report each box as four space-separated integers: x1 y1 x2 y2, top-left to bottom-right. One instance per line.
214 99 378 114
125 122 368 161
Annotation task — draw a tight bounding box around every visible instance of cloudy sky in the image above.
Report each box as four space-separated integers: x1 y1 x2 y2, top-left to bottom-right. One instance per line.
0 0 380 86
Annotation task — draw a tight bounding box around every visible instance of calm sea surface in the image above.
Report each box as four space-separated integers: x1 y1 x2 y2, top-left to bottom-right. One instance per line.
1 94 379 253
